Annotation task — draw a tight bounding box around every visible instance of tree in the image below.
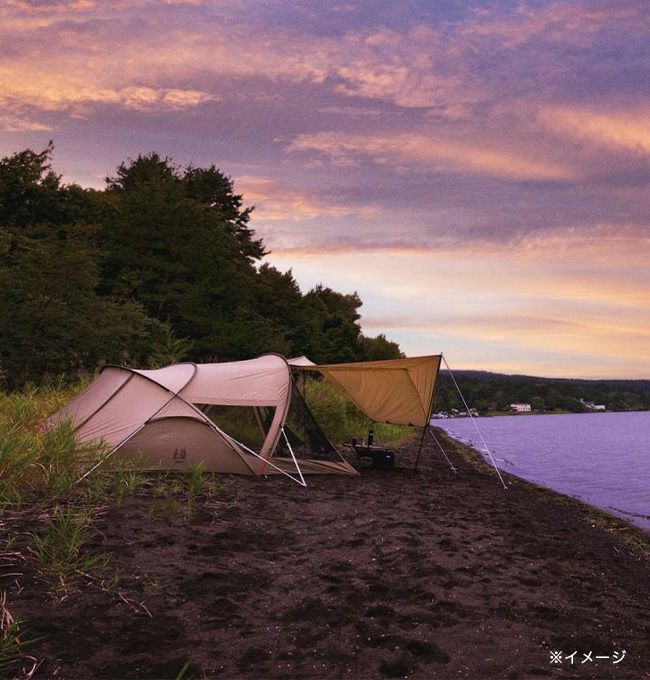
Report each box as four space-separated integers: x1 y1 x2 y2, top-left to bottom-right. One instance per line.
531 396 545 411
100 154 266 359
301 285 365 363
0 224 151 387
0 146 154 387
0 145 405 385
360 333 403 361
0 142 104 231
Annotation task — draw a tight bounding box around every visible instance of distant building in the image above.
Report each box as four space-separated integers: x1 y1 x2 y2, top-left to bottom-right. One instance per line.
580 398 606 411
510 403 532 413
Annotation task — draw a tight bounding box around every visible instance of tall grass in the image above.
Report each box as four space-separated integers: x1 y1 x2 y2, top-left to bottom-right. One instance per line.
0 381 103 508
301 378 413 445
0 380 146 509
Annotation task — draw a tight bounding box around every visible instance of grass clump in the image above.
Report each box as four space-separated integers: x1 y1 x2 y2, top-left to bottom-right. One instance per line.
29 505 108 589
0 591 40 679
0 381 104 508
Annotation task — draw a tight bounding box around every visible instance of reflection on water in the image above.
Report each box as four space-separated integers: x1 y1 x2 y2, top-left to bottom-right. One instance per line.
437 411 650 531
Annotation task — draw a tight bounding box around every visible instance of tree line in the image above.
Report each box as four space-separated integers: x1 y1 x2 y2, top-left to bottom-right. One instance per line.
0 144 401 389
433 371 650 413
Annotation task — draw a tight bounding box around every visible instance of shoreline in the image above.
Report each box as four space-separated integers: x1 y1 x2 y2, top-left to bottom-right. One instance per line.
436 428 650 555
3 433 650 678
436 414 650 534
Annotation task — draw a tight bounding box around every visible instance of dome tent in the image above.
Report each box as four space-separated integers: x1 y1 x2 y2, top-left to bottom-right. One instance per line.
48 354 357 484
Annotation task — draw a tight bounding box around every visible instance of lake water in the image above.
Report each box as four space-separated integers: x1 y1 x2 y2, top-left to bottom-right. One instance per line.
436 411 650 531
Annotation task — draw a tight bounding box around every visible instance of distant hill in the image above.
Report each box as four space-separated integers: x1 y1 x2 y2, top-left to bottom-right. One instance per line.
433 370 650 413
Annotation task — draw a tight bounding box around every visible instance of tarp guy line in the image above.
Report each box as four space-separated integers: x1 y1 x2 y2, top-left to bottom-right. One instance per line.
441 354 508 490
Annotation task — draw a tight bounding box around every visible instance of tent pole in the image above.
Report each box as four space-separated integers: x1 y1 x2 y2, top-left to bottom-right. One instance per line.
441 354 508 490
281 427 307 487
74 387 187 486
218 429 307 487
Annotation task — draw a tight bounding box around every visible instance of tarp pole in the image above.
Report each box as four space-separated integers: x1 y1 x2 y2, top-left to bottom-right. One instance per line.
414 425 427 471
441 354 508 490
414 355 442 471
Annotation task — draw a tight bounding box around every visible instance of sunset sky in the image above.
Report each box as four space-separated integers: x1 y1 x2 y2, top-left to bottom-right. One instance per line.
2 0 649 378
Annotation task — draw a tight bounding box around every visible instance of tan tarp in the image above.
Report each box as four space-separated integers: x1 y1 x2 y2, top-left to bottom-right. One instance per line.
289 355 442 427
49 354 355 476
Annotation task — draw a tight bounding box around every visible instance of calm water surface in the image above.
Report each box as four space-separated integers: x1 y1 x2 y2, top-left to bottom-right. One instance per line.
437 411 650 531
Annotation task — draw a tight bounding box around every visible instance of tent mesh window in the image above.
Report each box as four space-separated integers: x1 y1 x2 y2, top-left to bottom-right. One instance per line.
274 384 342 462
196 404 274 451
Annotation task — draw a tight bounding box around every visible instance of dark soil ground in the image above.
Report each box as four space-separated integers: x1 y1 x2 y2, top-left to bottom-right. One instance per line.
3 431 650 679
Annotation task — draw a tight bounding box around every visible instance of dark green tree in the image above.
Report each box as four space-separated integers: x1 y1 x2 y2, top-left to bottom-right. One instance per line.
0 146 154 387
0 224 152 387
100 154 266 359
301 285 364 363
360 333 403 361
0 145 405 385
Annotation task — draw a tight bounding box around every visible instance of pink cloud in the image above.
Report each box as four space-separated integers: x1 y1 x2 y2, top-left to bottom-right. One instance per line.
464 1 644 48
236 175 378 223
539 105 650 154
287 130 577 181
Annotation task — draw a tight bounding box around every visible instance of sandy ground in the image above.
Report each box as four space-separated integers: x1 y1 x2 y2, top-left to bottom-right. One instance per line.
4 431 650 679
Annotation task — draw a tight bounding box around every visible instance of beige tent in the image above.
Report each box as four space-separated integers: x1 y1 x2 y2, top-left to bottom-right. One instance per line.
288 355 442 427
49 354 356 480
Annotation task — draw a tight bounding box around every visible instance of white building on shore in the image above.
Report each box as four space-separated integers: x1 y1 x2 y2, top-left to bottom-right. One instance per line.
580 398 606 411
510 403 532 413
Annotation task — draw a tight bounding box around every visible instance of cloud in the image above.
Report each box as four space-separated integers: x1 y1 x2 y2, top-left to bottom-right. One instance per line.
236 175 378 222
0 78 218 117
287 130 576 181
463 1 644 48
2 0 649 378
265 230 650 377
0 114 51 132
540 106 650 154
6 0 96 13
0 6 480 117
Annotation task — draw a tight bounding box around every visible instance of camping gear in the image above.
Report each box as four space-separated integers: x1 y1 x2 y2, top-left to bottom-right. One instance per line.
348 435 395 470
347 428 395 469
48 354 356 482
